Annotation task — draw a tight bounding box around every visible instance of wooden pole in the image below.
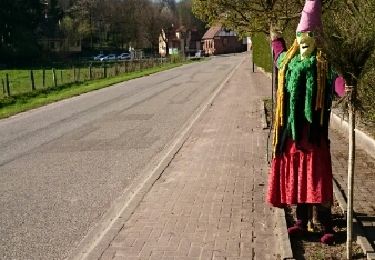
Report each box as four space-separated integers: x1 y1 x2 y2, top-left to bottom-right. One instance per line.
42 69 45 88
6 73 10 96
2 78 5 94
60 70 63 84
89 64 92 80
30 70 35 91
346 86 356 260
52 69 57 88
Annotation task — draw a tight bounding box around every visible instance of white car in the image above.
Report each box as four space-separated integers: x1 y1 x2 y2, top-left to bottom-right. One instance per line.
118 53 131 60
93 54 105 61
101 54 116 61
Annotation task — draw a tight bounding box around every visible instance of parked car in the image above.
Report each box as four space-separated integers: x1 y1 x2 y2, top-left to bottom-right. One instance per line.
195 50 203 58
100 53 116 62
118 52 131 60
93 53 105 61
99 53 116 62
107 54 117 61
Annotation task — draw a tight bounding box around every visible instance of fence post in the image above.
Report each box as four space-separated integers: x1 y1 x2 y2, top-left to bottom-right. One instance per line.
115 63 119 75
77 68 80 82
2 78 5 94
89 64 92 80
30 70 35 91
52 69 57 88
43 69 45 88
6 73 10 96
103 65 107 78
60 70 63 84
73 67 76 82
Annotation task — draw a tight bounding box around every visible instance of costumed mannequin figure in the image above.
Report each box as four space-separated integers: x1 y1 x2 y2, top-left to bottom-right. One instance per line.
266 0 345 244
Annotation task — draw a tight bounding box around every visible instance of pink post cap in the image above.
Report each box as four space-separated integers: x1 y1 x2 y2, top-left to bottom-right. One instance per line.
296 0 322 32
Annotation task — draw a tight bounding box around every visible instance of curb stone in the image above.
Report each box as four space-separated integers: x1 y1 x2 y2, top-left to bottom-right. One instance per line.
275 208 295 260
261 99 295 260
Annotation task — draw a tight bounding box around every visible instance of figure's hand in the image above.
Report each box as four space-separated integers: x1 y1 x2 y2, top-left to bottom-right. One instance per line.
270 26 282 41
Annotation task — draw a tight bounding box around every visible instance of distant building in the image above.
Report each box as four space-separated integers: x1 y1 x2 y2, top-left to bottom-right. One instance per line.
38 1 81 54
39 37 81 53
159 26 202 57
202 26 245 56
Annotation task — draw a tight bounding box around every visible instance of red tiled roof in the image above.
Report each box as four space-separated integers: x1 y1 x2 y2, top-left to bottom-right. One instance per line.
202 26 222 40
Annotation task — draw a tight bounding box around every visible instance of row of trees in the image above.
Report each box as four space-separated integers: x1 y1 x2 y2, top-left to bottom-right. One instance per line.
0 0 206 65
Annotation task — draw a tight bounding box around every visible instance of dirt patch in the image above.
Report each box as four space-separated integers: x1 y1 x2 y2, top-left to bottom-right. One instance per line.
285 200 366 259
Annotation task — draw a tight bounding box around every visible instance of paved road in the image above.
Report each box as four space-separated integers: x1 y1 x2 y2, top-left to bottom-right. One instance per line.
0 55 243 260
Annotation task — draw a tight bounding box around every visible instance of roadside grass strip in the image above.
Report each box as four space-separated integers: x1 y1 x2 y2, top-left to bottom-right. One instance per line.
0 62 185 119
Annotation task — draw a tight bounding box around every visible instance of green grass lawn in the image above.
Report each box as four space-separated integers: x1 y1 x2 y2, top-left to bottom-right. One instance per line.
0 61 158 98
0 61 191 119
0 68 88 96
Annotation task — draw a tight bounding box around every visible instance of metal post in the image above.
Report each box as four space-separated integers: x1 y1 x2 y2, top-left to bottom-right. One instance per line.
252 49 255 73
267 41 275 164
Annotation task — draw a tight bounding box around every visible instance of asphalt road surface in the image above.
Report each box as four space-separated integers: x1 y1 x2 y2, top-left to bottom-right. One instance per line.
0 54 244 259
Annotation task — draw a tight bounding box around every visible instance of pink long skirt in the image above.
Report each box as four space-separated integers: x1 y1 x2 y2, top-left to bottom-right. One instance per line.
266 134 334 208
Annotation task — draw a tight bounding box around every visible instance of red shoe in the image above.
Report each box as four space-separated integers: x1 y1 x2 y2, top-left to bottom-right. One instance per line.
287 220 307 236
320 233 334 245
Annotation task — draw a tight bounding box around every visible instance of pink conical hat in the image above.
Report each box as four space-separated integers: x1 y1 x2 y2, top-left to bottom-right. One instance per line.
296 0 322 32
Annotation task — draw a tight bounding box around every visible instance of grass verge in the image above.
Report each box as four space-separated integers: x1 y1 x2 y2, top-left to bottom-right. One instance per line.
0 62 185 119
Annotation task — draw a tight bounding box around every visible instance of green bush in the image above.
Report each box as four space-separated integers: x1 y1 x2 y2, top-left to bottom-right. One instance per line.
251 33 272 73
358 63 375 125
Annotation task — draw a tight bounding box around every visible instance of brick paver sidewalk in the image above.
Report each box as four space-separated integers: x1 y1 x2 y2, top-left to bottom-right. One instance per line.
96 55 281 260
330 128 375 250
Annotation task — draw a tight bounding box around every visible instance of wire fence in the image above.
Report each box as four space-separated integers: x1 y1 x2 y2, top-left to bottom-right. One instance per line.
0 58 172 98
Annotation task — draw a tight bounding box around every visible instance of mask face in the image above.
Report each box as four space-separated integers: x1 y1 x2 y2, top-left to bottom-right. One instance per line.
296 31 316 59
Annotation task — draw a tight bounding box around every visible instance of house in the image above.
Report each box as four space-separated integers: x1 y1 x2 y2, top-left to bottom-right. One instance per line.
202 26 245 56
159 26 202 57
38 19 82 53
38 2 82 54
39 37 81 53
